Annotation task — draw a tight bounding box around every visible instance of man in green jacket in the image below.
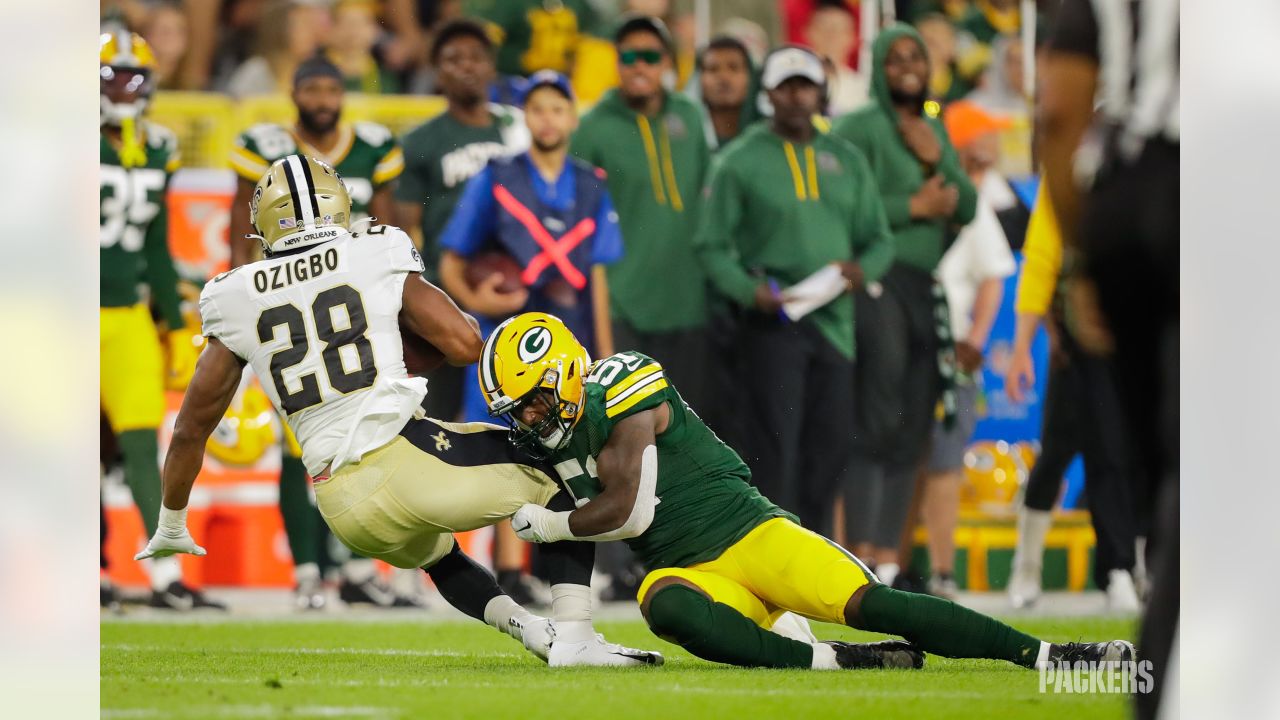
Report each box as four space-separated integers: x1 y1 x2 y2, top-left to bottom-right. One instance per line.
696 46 894 533
570 15 713 414
830 23 977 584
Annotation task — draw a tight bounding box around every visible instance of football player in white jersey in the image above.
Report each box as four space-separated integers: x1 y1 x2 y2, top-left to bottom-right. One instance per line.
136 155 661 667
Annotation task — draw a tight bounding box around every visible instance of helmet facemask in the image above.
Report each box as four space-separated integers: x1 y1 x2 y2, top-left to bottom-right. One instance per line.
491 366 579 459
100 64 153 127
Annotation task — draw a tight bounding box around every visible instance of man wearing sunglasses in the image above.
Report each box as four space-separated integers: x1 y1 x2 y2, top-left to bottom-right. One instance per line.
570 15 713 425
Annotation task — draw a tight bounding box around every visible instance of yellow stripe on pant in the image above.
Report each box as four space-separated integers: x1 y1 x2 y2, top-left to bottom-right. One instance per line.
637 518 875 628
100 304 165 432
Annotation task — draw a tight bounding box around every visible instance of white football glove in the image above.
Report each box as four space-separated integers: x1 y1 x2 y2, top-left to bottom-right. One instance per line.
134 506 207 560
510 503 573 544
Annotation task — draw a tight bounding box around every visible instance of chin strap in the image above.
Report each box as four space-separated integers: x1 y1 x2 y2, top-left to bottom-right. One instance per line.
118 115 147 168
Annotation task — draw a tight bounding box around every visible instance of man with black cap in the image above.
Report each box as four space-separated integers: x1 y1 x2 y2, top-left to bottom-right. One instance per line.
695 46 895 534
226 53 409 609
570 15 713 416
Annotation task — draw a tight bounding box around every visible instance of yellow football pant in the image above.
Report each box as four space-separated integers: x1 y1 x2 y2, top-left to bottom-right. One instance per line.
100 304 165 432
637 518 876 628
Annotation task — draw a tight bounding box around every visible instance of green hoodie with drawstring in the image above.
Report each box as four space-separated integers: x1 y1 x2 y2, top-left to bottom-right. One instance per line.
830 23 977 273
571 88 711 333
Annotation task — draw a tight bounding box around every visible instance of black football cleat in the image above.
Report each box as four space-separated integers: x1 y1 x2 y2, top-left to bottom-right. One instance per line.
824 640 925 670
339 577 399 607
148 581 227 611
1049 640 1136 665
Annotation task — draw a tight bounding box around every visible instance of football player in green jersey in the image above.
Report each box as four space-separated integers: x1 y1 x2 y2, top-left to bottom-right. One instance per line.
481 312 1135 671
226 55 408 609
228 55 404 268
100 30 222 610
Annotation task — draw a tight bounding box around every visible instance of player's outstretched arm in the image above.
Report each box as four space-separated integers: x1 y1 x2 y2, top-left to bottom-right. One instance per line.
135 338 244 560
512 403 669 543
400 274 484 366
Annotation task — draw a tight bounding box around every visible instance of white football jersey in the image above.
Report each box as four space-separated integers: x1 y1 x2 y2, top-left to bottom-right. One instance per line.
200 225 429 475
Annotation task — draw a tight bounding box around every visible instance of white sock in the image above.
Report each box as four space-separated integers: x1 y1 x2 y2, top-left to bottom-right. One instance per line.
1015 508 1052 572
294 562 320 585
550 583 595 642
483 595 539 638
1034 640 1052 669
342 558 377 584
149 556 181 591
810 642 839 670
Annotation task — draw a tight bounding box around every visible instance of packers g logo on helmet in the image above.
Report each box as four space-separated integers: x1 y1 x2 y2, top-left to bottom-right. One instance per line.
518 326 553 363
480 313 590 456
251 154 352 256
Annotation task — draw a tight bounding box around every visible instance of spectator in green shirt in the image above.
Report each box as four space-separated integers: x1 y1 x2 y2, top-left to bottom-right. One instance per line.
396 18 530 422
570 15 713 413
830 23 977 586
695 46 894 534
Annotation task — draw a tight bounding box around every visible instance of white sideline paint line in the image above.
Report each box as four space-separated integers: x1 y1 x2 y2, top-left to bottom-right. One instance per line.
101 643 486 658
103 705 390 719
103 673 996 699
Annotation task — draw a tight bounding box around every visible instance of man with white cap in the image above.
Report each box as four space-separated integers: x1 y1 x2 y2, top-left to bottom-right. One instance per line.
695 46 895 535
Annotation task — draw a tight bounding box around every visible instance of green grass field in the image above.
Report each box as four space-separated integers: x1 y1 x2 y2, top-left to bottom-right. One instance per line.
102 615 1136 719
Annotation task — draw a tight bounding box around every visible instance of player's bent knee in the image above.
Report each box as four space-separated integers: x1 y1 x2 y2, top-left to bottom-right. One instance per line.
644 584 711 643
639 575 707 623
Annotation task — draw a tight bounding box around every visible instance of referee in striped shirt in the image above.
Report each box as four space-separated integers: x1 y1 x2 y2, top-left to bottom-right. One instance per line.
1040 2 1178 718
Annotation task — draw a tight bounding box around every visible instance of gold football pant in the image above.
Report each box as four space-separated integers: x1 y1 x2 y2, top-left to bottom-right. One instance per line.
100 304 164 432
637 517 877 628
315 419 559 569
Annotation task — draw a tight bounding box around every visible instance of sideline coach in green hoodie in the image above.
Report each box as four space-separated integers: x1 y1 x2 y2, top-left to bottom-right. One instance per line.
696 46 894 533
830 24 977 576
571 16 713 412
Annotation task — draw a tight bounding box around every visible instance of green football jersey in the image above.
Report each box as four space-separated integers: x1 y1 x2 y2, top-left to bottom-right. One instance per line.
229 121 404 219
548 352 793 571
396 105 527 282
100 122 183 328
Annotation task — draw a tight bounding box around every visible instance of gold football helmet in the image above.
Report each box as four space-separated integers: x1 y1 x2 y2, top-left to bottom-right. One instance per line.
100 31 156 125
250 154 352 256
479 313 590 456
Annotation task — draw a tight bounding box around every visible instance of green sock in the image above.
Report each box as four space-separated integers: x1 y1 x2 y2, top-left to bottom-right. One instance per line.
859 583 1042 667
278 454 319 567
118 429 162 537
646 585 813 669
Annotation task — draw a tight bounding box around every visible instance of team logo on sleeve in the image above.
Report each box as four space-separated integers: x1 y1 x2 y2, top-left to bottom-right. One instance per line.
518 326 553 363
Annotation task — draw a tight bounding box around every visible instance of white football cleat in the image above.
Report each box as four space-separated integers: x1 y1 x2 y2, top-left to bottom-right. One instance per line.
1106 569 1141 613
509 615 554 662
1008 562 1042 609
548 633 664 667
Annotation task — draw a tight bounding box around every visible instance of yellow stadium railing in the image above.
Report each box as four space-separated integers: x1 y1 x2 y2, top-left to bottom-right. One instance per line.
148 92 450 169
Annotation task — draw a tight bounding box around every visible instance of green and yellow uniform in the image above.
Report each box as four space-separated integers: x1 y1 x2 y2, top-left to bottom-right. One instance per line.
230 122 404 220
546 351 876 631
571 89 710 333
100 121 182 432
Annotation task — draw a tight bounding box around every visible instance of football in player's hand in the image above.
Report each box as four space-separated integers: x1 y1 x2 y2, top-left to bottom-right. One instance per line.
401 322 446 376
464 251 524 293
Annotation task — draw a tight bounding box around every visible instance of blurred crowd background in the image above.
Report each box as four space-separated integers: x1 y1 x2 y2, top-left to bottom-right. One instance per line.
98 0 1172 656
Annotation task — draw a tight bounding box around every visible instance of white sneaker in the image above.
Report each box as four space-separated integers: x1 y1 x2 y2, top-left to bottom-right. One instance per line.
548 633 664 667
1008 563 1041 609
1106 569 1140 613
